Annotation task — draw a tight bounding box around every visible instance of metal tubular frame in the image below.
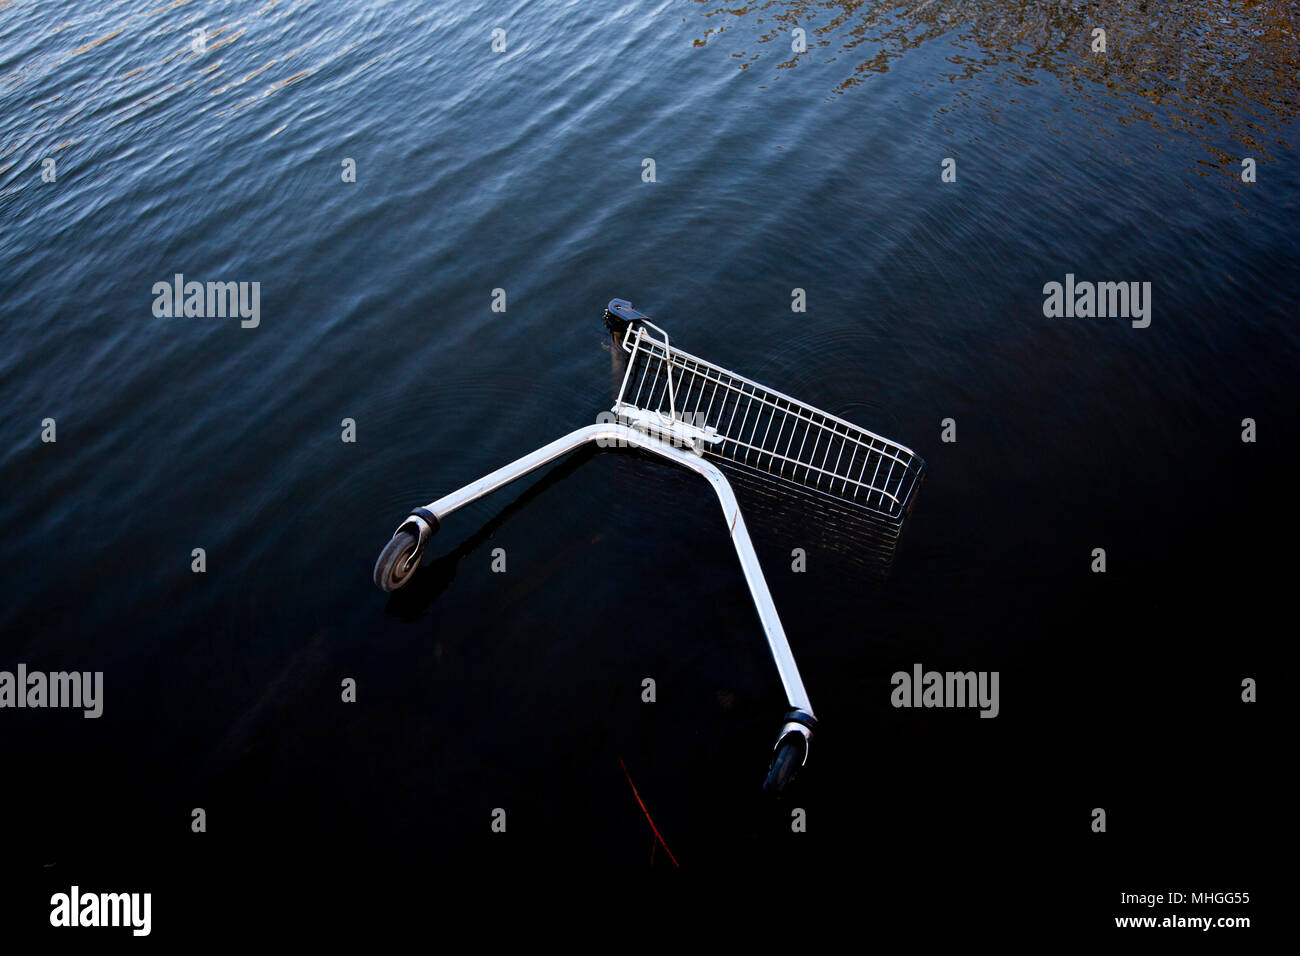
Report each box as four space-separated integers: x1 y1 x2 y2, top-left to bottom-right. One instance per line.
396 424 815 741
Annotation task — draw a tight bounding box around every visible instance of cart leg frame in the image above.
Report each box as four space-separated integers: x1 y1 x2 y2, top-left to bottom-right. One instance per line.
384 423 817 780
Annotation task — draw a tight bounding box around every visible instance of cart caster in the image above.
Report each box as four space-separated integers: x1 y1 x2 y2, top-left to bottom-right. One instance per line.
763 711 815 795
764 734 804 794
375 506 441 591
373 530 421 592
374 510 439 592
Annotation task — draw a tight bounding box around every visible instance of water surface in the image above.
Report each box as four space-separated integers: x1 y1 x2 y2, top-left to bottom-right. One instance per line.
1 0 1293 894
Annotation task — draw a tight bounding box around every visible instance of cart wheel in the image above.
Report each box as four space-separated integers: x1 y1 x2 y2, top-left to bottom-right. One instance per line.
763 733 806 795
373 530 421 592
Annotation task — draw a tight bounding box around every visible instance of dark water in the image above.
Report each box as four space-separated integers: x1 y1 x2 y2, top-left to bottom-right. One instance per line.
1 0 1294 926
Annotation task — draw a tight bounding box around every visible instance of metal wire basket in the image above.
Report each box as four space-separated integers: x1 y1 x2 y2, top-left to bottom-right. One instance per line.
611 313 925 522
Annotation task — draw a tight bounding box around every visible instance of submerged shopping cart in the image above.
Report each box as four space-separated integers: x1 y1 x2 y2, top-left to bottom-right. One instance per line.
374 299 925 792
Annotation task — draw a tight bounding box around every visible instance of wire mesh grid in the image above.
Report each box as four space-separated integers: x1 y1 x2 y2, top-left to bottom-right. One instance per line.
615 325 925 521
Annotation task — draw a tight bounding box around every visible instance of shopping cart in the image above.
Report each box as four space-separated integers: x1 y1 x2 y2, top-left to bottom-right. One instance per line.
374 298 925 792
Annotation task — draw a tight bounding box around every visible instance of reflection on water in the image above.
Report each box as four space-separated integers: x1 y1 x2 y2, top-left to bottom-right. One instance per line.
0 0 388 192
695 0 1300 162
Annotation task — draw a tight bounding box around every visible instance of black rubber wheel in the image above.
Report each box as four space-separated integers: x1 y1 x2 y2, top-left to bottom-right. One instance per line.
374 530 420 592
763 734 806 795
